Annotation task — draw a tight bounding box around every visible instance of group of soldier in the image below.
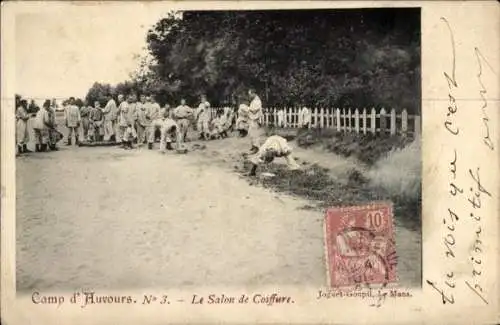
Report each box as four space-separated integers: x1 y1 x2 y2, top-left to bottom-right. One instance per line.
16 88 304 176
15 97 63 154
63 92 238 152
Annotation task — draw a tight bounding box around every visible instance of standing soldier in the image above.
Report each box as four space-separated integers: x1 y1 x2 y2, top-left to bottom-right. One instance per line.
33 100 50 152
102 94 117 142
115 94 126 142
145 96 161 149
236 103 250 137
173 98 195 143
16 99 31 154
80 104 91 142
47 101 62 151
277 108 285 128
298 106 311 129
89 101 104 142
117 94 134 147
109 94 119 142
127 93 139 143
247 88 264 153
222 107 234 138
64 97 81 145
147 101 167 150
196 94 211 140
135 94 149 145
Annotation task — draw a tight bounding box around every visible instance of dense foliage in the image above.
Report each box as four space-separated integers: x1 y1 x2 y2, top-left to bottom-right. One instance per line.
86 9 421 113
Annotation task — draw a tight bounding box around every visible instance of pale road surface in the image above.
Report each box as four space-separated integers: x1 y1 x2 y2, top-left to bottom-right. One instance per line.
16 144 326 291
16 121 420 291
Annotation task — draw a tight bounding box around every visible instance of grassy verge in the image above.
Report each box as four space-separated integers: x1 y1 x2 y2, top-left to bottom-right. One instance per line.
294 128 415 165
242 127 421 231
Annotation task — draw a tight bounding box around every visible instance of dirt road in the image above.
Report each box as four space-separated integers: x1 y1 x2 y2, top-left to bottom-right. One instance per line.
16 122 420 291
16 143 327 291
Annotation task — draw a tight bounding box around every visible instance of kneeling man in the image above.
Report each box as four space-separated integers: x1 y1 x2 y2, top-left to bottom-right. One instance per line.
247 135 301 176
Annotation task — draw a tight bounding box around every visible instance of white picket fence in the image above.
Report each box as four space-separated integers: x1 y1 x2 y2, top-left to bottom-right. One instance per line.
211 107 420 137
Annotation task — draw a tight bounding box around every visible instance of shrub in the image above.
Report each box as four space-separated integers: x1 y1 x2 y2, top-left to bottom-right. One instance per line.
367 138 421 199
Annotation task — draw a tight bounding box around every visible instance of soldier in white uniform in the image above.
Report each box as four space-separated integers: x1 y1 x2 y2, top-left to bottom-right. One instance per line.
33 100 51 152
118 94 137 147
64 97 81 145
135 94 149 145
173 98 195 143
247 89 264 153
127 93 139 143
277 108 285 128
102 94 117 142
115 94 125 141
159 114 181 153
196 94 211 140
16 99 31 154
247 135 301 176
147 102 168 150
236 103 250 137
299 106 312 129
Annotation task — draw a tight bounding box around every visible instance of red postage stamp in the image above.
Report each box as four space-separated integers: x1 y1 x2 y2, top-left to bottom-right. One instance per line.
324 202 397 288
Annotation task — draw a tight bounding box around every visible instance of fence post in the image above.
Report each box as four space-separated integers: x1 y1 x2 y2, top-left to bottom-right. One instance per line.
354 108 360 134
336 108 341 132
401 109 408 137
297 107 302 128
362 108 367 135
297 107 301 128
341 109 345 132
319 107 324 128
325 107 333 128
348 108 352 132
287 107 293 128
370 107 376 134
390 108 396 135
414 115 421 137
380 107 387 135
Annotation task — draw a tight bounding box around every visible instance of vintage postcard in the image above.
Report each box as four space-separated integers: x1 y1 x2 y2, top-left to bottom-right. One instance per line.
1 1 498 324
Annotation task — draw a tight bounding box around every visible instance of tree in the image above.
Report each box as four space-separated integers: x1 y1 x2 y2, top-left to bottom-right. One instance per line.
144 9 420 113
85 82 113 107
84 9 421 113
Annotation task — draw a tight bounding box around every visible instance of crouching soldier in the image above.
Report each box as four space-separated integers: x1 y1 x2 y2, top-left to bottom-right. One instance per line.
209 109 227 139
122 122 136 150
159 117 181 153
247 135 301 176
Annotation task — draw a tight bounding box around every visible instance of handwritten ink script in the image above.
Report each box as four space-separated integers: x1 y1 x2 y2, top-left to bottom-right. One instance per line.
30 290 296 308
425 17 496 306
